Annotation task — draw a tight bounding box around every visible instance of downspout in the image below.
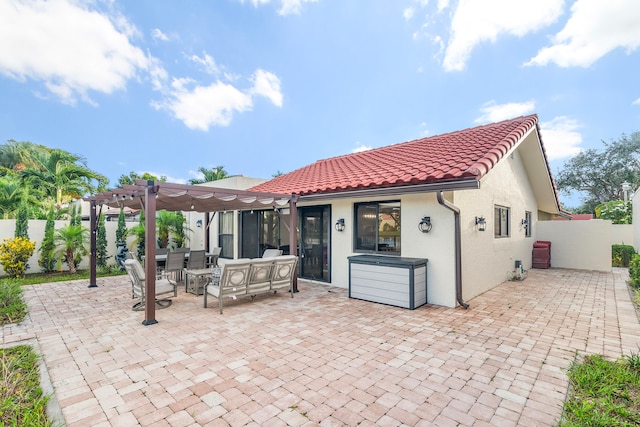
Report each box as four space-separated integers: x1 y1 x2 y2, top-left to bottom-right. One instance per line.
437 191 469 309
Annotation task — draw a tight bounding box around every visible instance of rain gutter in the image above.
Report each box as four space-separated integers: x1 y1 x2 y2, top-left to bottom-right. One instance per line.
437 191 469 309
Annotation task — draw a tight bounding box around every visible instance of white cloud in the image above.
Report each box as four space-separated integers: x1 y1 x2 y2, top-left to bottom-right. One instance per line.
539 116 583 160
278 0 317 15
240 0 317 16
443 0 564 72
153 78 253 131
352 143 372 153
0 0 151 105
152 28 169 42
633 98 640 106
189 52 220 76
527 0 640 68
475 100 536 123
403 7 415 21
250 69 283 107
153 68 283 131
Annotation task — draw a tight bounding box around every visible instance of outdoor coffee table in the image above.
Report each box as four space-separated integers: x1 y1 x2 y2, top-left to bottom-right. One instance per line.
185 267 221 295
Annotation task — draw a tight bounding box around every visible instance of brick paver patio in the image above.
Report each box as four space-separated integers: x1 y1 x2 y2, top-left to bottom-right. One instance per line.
2 268 639 426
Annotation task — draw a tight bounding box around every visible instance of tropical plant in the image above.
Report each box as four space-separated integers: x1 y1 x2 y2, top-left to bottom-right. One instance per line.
595 200 632 224
630 254 640 288
188 166 228 184
38 208 56 273
156 210 187 249
126 210 145 261
0 237 36 278
0 174 23 219
19 148 107 209
115 207 126 244
173 211 186 248
96 213 108 268
54 225 89 274
14 203 28 239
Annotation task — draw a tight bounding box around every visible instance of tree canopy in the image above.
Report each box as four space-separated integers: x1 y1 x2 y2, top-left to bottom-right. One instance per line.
117 171 167 187
188 166 228 185
0 140 107 218
555 132 640 213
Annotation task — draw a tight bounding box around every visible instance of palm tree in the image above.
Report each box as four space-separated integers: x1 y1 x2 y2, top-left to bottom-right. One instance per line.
156 210 187 249
0 140 46 173
188 166 228 184
0 175 24 219
21 148 107 209
54 224 89 274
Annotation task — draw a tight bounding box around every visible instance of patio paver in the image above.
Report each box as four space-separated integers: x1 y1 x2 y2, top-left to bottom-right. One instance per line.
2 267 639 426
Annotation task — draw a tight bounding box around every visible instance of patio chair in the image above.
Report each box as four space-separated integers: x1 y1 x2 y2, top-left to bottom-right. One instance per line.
165 251 186 287
185 249 206 270
124 258 177 311
262 248 283 258
207 247 222 267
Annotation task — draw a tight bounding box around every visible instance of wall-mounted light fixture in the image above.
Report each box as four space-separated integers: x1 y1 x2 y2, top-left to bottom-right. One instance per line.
521 218 529 227
475 216 486 232
418 216 432 233
196 219 203 228
335 218 345 232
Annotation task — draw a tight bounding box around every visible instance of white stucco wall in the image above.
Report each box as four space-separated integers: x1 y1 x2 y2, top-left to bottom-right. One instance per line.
301 192 457 308
455 147 540 302
0 219 135 275
537 219 611 271
611 224 634 246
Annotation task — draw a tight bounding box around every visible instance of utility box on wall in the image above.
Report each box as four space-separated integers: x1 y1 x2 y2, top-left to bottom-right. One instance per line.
348 255 428 309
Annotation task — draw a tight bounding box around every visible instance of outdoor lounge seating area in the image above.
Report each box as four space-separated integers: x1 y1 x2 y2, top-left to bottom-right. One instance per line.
205 255 298 313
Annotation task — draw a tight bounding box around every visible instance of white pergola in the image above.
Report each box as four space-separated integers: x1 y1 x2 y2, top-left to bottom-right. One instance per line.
86 180 299 325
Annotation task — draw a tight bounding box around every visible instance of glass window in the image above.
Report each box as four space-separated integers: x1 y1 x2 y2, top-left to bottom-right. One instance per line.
494 205 510 238
355 201 401 254
218 211 234 258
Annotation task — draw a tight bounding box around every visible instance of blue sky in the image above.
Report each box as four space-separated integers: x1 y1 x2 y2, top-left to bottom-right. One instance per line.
1 0 639 209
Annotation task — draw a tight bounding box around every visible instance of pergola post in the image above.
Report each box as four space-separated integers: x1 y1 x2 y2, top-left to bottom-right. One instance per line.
289 195 299 292
88 199 98 288
143 181 158 325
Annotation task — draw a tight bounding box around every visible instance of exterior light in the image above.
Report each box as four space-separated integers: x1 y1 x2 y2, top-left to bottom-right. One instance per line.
475 216 486 232
418 216 432 233
335 218 345 232
196 219 203 228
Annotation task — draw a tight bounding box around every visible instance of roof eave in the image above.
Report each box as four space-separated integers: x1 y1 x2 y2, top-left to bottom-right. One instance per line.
298 178 481 202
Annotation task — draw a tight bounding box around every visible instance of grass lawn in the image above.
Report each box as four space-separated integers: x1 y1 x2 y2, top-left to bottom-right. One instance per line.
0 268 125 426
561 353 640 426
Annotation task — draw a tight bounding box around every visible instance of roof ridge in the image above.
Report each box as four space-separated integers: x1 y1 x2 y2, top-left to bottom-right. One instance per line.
313 114 540 164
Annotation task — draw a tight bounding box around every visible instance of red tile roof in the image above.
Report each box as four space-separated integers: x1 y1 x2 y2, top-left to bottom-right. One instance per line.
251 115 540 196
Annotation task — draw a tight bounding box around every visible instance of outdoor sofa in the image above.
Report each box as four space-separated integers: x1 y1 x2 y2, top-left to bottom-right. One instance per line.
204 255 298 314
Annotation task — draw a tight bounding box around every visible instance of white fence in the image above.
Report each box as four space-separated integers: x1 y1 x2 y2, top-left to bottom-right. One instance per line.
0 219 135 275
536 220 633 272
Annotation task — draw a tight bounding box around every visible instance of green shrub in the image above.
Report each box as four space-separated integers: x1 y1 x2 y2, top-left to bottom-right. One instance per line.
0 237 36 278
612 244 636 267
629 254 640 288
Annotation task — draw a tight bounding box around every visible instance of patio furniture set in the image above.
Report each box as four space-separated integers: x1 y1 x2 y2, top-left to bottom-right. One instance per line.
125 248 298 314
